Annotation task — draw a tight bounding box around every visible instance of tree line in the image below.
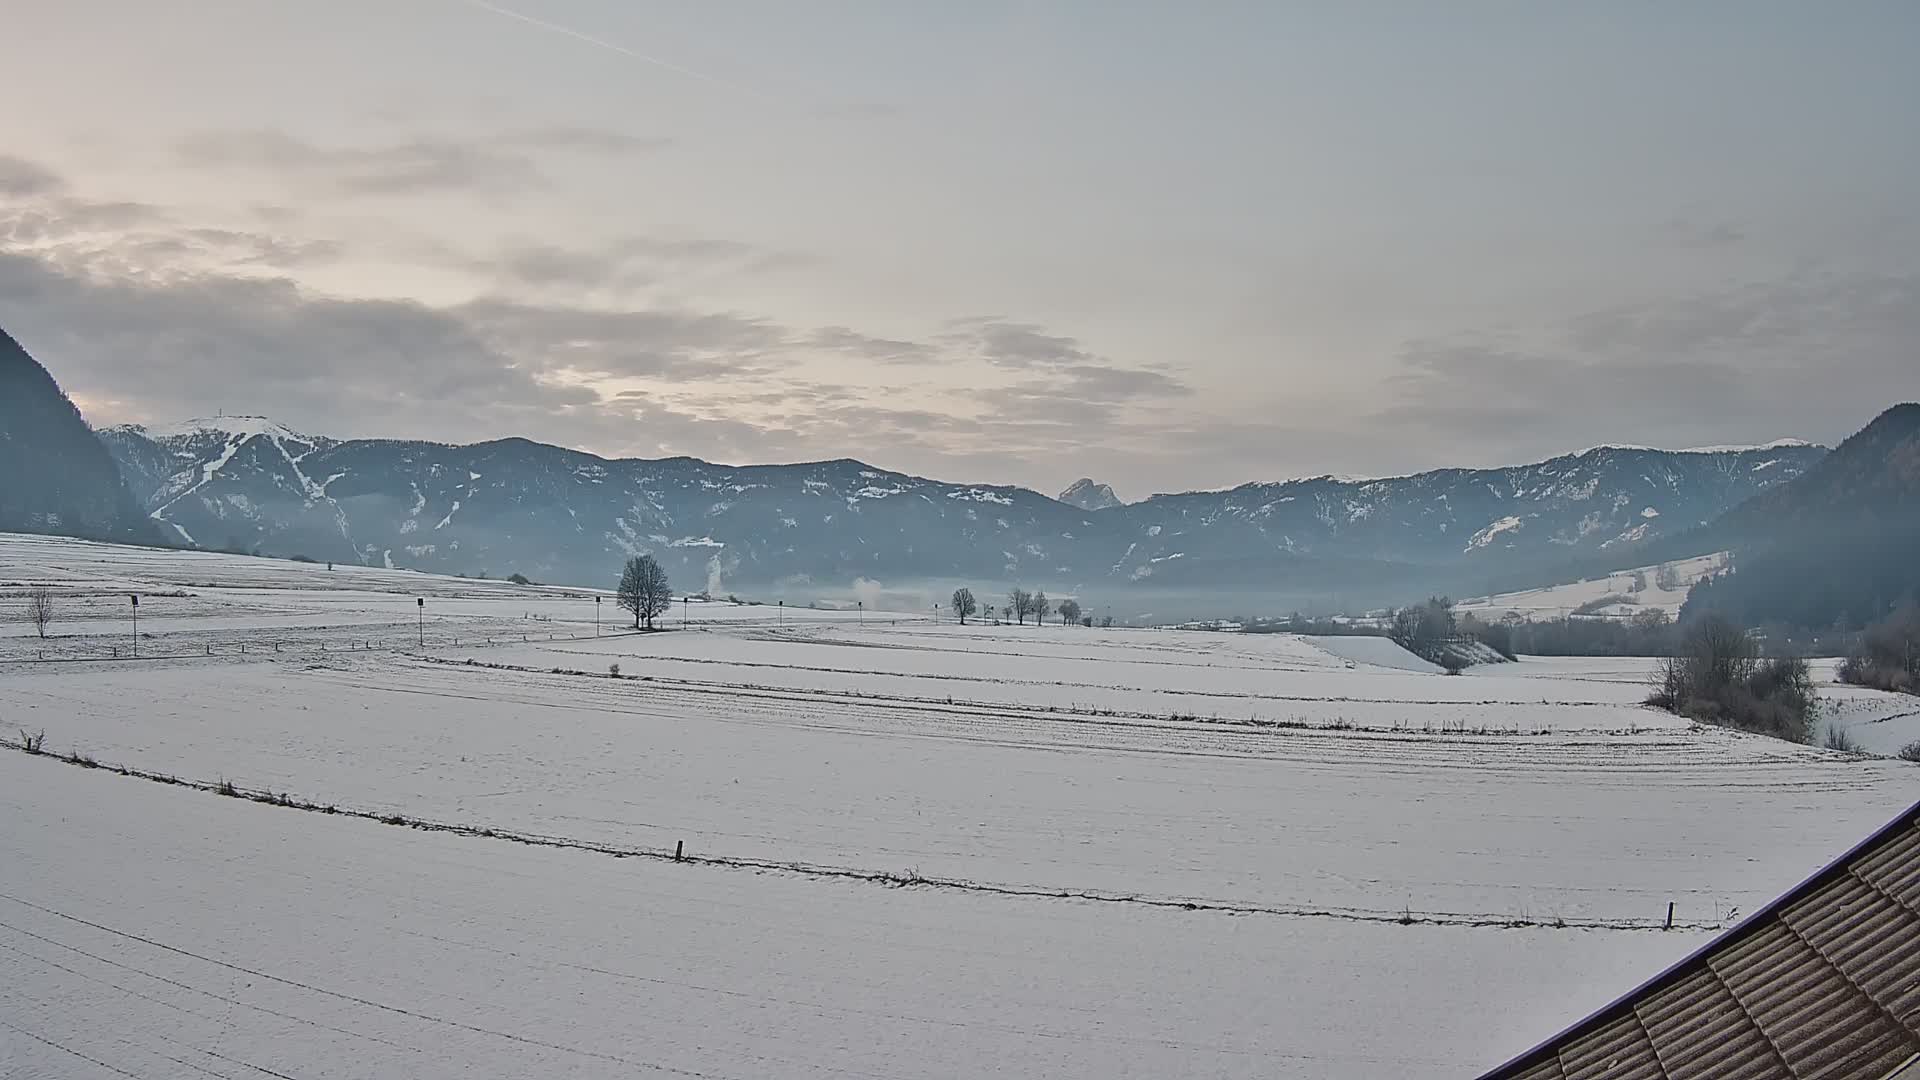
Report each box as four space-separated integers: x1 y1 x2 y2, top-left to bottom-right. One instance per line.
949 587 1098 627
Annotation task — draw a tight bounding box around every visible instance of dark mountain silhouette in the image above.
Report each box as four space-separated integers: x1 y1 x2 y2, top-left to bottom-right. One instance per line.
1700 403 1920 540
0 327 156 543
1679 404 1920 631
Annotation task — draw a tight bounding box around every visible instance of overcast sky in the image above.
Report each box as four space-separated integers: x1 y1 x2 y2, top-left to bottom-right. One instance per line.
3 2 1916 497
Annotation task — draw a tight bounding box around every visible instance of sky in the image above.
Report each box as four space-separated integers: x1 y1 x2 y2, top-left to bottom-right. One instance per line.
2 1 1917 498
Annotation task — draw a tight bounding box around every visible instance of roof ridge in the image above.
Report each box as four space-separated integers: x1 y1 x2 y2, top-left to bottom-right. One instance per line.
1480 802 1920 1079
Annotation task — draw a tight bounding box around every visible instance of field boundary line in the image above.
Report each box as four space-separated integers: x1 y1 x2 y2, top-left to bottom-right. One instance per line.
1 738 1727 934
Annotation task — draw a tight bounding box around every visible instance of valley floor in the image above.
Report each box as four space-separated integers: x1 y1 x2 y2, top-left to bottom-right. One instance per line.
2 532 1916 1077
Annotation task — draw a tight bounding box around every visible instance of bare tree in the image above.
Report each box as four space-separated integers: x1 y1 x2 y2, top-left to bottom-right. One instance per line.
27 587 53 639
1655 562 1681 591
1030 591 1050 625
617 555 673 630
1009 588 1032 625
1057 598 1083 626
951 587 978 625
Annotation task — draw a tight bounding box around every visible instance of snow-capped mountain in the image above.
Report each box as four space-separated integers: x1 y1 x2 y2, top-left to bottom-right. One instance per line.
1118 443 1827 579
95 418 1825 599
1058 478 1123 512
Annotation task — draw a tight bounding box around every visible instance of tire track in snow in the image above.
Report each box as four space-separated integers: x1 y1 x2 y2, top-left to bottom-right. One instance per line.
0 893 755 1080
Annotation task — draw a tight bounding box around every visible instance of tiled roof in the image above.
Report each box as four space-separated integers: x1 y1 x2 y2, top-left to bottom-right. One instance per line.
1483 800 1920 1080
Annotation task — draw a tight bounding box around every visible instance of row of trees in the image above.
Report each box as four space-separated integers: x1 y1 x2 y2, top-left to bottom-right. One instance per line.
950 587 1091 627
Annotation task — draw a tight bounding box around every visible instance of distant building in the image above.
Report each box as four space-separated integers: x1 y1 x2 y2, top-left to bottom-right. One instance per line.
1481 800 1920 1080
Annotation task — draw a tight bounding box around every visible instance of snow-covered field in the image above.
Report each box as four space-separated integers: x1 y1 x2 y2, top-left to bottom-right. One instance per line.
1456 551 1727 621
3 532 1917 1078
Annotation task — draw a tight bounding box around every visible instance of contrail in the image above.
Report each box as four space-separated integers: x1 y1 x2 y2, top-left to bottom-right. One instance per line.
454 0 776 104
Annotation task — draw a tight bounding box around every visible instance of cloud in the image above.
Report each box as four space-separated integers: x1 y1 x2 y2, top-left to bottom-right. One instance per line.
1053 364 1191 402
495 244 648 289
1657 218 1747 250
807 326 935 364
489 233 812 291
0 155 64 198
0 153 1209 492
490 127 674 156
177 126 669 197
944 317 1096 369
459 296 792 383
1376 271 1920 460
941 317 1192 420
1 197 331 275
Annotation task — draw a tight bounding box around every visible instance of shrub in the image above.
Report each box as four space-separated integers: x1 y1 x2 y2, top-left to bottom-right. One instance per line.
19 728 46 754
1837 606 1920 695
288 554 319 564
507 573 532 586
608 663 621 677
1823 725 1861 753
1899 741 1920 763
1648 617 1815 743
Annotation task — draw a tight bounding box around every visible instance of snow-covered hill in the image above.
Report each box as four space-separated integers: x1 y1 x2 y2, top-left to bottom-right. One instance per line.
1456 552 1728 622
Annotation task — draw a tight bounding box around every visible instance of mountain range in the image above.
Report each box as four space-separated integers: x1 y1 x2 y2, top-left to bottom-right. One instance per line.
86 413 1821 605
2 325 1874 613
